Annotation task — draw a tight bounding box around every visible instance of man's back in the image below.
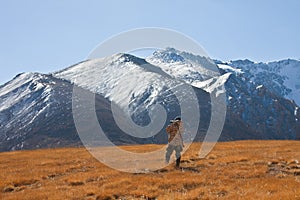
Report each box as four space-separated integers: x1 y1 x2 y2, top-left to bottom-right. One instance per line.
166 121 183 146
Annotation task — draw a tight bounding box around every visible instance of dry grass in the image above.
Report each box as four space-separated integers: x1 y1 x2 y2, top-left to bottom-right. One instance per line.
1 140 300 200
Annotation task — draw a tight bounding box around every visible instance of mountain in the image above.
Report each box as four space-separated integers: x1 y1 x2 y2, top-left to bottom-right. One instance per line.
146 47 220 86
0 70 174 151
0 73 80 151
216 59 300 139
219 59 300 106
54 53 212 143
147 49 300 140
54 49 300 140
0 48 299 151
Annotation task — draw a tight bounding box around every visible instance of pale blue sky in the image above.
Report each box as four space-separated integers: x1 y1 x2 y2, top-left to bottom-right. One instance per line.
0 0 299 84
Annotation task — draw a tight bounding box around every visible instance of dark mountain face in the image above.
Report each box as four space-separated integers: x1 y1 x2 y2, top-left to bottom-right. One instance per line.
0 73 79 151
222 72 300 140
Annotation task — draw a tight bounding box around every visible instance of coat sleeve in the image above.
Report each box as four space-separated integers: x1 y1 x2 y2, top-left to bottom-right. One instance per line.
166 125 171 135
179 122 184 134
179 122 184 147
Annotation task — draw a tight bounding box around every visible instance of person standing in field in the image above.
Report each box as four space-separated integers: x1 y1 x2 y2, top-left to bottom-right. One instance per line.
165 116 184 168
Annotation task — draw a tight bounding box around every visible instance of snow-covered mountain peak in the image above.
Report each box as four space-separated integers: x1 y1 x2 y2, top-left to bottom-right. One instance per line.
55 53 174 110
151 47 185 63
55 49 225 102
148 47 218 71
0 72 56 113
0 72 49 97
146 48 221 90
111 53 148 66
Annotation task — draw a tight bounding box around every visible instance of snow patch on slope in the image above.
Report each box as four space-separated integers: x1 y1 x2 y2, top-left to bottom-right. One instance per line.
195 73 231 95
217 64 243 74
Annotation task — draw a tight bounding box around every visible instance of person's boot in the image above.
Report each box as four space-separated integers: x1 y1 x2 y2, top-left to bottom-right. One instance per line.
175 156 181 169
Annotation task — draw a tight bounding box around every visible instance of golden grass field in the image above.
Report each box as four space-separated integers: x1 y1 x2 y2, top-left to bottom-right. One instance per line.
1 140 300 200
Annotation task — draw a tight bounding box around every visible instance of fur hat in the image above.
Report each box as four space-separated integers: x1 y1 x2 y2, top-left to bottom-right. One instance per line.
170 116 181 123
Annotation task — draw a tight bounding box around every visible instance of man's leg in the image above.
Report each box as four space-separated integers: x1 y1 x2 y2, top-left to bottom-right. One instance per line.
175 146 182 168
165 145 174 164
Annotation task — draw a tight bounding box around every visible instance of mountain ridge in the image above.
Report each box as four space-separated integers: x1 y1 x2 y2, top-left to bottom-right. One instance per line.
0 49 299 151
